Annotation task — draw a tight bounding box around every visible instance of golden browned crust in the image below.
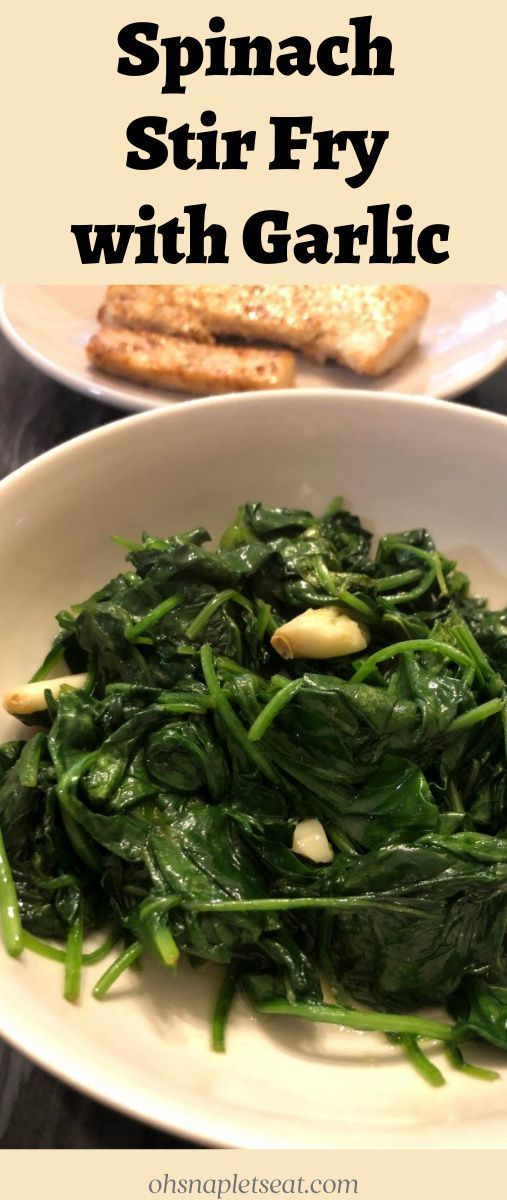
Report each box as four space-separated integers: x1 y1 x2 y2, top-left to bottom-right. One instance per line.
99 286 214 344
160 286 318 347
98 284 429 376
307 285 429 375
87 326 296 395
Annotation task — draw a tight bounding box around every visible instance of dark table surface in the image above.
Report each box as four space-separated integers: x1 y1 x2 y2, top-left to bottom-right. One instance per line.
0 329 505 1149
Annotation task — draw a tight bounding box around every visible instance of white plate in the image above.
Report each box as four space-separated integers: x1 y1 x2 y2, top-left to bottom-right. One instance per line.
1 285 507 412
1 390 507 1148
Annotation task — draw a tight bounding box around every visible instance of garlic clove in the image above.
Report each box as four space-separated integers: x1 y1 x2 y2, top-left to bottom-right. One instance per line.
292 818 334 864
271 606 370 660
3 673 89 716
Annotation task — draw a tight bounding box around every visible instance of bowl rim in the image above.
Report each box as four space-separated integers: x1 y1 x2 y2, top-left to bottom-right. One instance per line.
1 385 507 1148
1 386 507 508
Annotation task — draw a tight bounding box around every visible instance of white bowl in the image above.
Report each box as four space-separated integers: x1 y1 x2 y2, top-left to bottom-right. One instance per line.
1 389 507 1148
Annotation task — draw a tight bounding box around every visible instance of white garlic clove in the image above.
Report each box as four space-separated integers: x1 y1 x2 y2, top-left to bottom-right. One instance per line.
271 606 370 660
3 673 89 716
292 818 334 864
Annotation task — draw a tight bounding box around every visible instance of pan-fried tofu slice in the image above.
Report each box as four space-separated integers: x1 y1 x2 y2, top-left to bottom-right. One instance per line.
307 285 429 375
99 286 214 344
176 284 429 376
87 327 296 395
100 284 312 349
99 284 429 377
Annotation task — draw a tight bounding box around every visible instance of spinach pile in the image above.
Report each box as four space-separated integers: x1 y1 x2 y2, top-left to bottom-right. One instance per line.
1 498 507 1087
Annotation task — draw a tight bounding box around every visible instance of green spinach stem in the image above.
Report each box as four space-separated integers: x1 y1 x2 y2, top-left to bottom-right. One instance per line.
93 941 143 999
248 679 303 742
125 594 182 642
212 969 238 1053
187 590 252 641
200 644 277 781
392 1034 446 1087
256 998 455 1042
448 698 504 735
352 639 472 684
64 903 84 1003
0 829 23 958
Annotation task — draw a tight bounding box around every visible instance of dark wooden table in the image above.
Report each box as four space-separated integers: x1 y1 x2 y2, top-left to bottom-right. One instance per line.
0 330 505 1148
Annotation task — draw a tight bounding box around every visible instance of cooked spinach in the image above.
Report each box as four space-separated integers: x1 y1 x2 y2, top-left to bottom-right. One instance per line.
1 497 507 1085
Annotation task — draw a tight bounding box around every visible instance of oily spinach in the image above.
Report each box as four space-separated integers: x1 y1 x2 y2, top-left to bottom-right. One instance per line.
1 497 506 1085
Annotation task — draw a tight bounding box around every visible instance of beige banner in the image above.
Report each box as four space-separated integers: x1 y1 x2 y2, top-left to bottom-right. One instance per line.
1 1150 507 1195
0 1 505 280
